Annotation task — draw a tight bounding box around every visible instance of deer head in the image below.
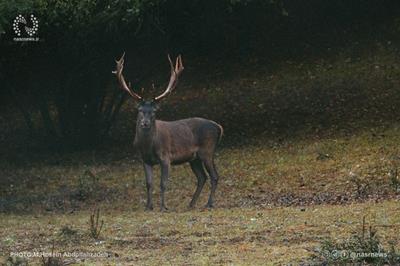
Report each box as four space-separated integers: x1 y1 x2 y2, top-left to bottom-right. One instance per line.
112 53 184 129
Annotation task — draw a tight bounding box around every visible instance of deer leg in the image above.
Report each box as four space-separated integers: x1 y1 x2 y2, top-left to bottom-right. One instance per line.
160 160 170 211
189 159 207 208
203 159 219 208
143 163 153 210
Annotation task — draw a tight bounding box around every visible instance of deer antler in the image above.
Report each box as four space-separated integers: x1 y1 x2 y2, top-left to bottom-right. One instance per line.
112 53 142 101
154 54 184 101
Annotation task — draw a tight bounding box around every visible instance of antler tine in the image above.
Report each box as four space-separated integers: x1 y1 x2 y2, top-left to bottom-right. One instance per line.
113 53 142 101
154 54 184 101
168 54 174 73
176 55 183 73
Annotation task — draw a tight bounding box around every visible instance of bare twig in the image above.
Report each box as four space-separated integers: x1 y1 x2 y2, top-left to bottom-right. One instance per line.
89 207 104 239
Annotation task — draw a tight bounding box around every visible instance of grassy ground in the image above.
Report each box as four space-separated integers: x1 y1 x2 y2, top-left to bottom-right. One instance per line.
1 44 400 264
1 201 399 265
2 119 400 213
1 124 400 265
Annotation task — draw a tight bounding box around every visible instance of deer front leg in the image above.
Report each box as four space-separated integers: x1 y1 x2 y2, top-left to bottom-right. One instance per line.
143 163 153 210
160 160 170 211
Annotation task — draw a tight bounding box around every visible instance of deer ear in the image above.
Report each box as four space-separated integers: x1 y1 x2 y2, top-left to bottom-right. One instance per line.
135 100 144 109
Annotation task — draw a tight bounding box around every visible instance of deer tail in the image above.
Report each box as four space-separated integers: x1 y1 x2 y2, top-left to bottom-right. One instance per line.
215 122 224 143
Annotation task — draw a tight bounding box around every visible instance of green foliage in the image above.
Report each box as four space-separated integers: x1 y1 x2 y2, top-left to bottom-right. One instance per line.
388 155 400 193
77 170 99 201
59 225 78 238
4 256 28 266
0 0 158 36
317 217 400 264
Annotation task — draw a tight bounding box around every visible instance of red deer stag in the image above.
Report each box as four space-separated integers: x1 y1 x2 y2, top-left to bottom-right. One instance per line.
113 53 223 211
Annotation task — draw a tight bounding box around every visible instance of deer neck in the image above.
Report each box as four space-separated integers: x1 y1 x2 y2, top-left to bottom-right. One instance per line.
134 120 157 150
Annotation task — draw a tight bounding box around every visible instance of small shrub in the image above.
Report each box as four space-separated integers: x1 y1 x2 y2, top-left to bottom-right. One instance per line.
59 225 77 237
388 167 400 193
89 207 104 239
58 225 80 244
4 256 28 266
40 256 64 266
316 216 400 265
40 242 64 266
76 170 99 201
388 154 400 193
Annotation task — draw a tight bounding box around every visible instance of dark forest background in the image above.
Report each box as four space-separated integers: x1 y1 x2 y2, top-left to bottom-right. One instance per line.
1 0 400 153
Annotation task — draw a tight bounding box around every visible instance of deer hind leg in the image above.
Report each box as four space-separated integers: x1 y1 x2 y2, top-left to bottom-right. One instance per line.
160 160 170 211
203 158 219 208
189 159 208 208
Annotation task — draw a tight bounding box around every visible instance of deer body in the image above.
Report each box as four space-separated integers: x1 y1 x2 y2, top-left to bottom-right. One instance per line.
135 117 221 166
113 54 222 210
